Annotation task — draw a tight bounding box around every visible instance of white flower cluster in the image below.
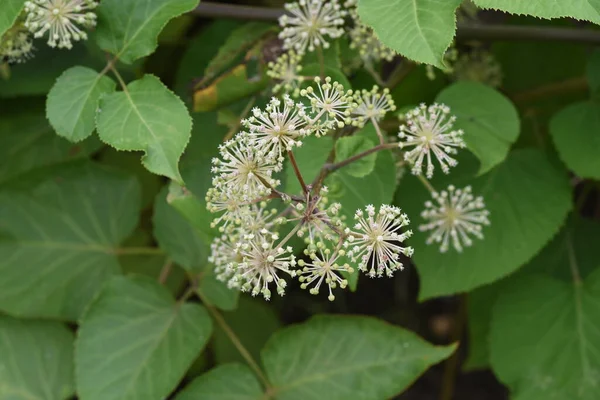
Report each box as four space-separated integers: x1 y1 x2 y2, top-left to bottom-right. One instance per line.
25 0 97 49
269 0 396 95
206 79 417 301
0 0 98 63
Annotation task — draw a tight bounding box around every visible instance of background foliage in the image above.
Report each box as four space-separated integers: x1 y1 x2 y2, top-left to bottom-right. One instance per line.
1 0 600 399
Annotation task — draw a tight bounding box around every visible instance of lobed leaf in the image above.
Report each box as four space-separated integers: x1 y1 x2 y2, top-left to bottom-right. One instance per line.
473 0 600 24
175 364 263 400
47 66 116 142
96 74 192 183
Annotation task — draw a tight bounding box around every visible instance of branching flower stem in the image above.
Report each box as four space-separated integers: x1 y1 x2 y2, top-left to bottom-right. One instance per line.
288 150 309 194
324 142 398 173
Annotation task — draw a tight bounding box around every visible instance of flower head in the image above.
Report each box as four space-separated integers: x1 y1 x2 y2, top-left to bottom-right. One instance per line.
298 243 353 301
398 103 466 178
0 21 34 63
345 1 395 65
279 0 346 53
268 50 305 96
351 86 396 127
24 0 97 49
419 185 490 253
229 237 297 300
212 137 280 201
242 95 310 161
301 76 353 135
344 204 413 278
291 187 344 243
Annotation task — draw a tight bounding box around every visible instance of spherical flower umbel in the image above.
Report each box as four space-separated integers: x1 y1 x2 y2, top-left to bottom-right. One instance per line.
0 21 34 63
351 86 396 127
419 185 490 253
24 0 98 49
278 0 346 53
298 243 354 301
242 95 310 161
268 50 305 96
230 237 297 300
301 76 354 135
452 48 503 88
398 103 466 178
344 204 414 278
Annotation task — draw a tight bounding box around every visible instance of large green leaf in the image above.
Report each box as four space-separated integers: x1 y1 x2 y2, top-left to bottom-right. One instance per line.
398 149 572 300
95 0 200 64
490 269 600 400
285 136 332 195
357 0 462 67
473 0 600 24
550 101 600 180
96 74 192 183
0 101 100 183
176 364 263 400
334 135 377 178
262 315 456 399
436 81 521 175
0 315 74 400
0 0 25 37
76 276 212 400
0 162 140 320
46 66 116 142
464 216 600 371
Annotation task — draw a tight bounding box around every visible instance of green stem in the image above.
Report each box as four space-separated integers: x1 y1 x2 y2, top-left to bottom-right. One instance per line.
288 150 308 194
324 143 398 173
417 174 436 194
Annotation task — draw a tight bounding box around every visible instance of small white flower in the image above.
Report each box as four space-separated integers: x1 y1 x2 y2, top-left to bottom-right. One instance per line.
301 76 353 135
242 95 310 161
298 244 353 301
205 187 249 229
267 50 305 96
398 103 466 178
0 22 35 63
24 0 97 49
278 0 346 53
212 137 280 201
210 234 243 282
344 204 413 278
351 85 396 127
419 185 490 253
230 238 297 300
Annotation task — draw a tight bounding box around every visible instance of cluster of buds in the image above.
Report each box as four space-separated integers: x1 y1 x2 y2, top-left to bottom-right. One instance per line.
0 20 34 64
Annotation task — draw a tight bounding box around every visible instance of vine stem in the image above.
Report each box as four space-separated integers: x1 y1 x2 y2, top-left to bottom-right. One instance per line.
288 150 309 194
198 293 273 391
158 260 173 284
193 2 600 44
417 174 436 194
324 142 398 173
107 61 128 92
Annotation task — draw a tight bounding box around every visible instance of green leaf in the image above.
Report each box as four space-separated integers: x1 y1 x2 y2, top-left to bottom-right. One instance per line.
95 0 200 64
334 135 376 178
550 101 600 180
262 315 456 399
357 0 462 67
0 0 25 37
167 181 218 242
176 364 263 400
464 216 600 371
76 276 212 400
0 100 101 183
153 187 207 273
436 81 521 175
0 315 74 400
96 74 192 182
46 66 116 142
587 49 600 97
198 274 240 311
490 269 600 400
285 136 333 195
473 0 600 24
398 149 572 300
0 162 140 320
214 297 280 365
